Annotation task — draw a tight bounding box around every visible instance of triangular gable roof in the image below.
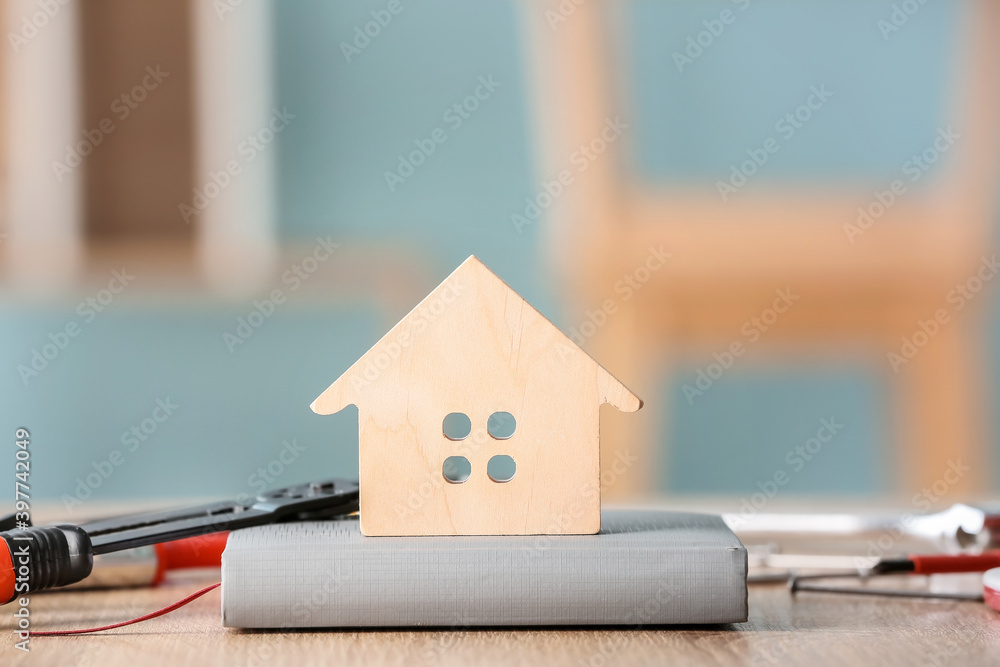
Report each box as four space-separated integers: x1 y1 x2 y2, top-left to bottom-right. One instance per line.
311 255 642 415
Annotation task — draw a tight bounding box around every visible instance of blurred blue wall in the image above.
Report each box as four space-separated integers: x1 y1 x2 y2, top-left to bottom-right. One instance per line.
629 0 957 182
1 304 377 507
274 0 547 307
3 0 995 506
627 0 962 494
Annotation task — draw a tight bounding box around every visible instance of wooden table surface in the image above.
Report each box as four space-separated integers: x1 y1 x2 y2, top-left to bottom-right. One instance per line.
4 575 998 667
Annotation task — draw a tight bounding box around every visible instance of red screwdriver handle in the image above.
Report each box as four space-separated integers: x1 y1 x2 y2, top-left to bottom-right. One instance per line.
910 551 1000 575
0 526 93 603
152 532 228 585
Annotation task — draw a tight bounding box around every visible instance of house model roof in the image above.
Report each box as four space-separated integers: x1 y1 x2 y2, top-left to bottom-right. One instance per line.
311 255 642 417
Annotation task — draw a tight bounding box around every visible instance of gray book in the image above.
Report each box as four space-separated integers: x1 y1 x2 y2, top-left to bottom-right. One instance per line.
221 510 747 628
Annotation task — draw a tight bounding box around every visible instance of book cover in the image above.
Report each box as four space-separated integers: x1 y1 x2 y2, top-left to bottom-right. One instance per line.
222 510 748 628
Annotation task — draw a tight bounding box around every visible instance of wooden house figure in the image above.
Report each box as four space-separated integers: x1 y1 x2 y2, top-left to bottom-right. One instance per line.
311 256 642 536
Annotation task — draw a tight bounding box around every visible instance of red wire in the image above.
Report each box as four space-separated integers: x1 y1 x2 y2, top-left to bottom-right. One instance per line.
32 582 220 636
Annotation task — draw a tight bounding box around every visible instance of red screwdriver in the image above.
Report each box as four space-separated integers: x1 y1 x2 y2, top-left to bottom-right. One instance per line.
789 551 1000 605
863 551 1000 576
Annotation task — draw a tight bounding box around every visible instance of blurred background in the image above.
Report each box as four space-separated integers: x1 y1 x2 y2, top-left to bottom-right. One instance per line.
1 0 998 512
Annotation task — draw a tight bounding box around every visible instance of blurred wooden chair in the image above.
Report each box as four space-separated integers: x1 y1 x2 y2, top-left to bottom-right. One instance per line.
522 0 1000 499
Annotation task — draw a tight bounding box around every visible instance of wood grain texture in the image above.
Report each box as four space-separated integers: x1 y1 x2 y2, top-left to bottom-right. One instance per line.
6 577 998 667
311 256 642 537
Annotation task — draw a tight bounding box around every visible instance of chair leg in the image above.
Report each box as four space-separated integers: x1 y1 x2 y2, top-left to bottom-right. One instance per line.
584 299 661 500
890 315 987 499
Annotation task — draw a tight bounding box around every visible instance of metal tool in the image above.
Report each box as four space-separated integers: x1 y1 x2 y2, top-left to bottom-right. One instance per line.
0 479 359 604
62 532 231 591
796 550 1000 580
785 551 1000 605
788 577 985 602
725 503 1000 553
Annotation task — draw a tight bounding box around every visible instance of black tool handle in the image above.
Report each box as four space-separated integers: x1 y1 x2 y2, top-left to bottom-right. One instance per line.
1 525 93 603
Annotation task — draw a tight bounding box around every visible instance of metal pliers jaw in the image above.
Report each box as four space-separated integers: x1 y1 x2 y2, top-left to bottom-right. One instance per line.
0 479 359 604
